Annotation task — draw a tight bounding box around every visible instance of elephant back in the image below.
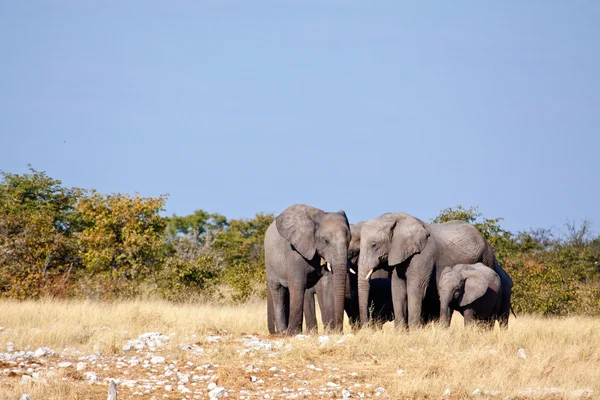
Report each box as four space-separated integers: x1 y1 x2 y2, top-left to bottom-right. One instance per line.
429 221 491 269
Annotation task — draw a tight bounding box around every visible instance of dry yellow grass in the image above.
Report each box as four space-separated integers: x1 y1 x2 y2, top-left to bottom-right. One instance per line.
0 299 598 399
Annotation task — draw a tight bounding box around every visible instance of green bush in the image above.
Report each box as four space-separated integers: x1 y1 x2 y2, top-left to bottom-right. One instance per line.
504 256 578 315
155 254 221 302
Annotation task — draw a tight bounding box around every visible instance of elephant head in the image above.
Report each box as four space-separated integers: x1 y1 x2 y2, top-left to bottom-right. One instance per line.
438 263 500 326
348 222 364 272
276 204 350 331
357 213 430 325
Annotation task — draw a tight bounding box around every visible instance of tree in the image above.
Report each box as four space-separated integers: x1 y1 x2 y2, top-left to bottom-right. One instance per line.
167 210 227 243
214 213 274 302
75 191 167 297
0 167 83 298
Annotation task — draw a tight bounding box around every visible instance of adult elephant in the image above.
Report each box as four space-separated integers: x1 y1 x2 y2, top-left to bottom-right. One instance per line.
265 204 350 335
358 213 497 329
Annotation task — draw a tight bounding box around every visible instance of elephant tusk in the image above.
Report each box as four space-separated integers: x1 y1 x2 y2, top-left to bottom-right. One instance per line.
320 257 326 267
365 268 374 280
349 268 356 274
326 262 332 272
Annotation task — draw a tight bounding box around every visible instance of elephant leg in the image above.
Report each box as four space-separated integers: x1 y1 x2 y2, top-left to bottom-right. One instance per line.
407 283 425 328
463 308 475 327
346 301 359 330
304 288 318 333
287 282 306 335
421 280 441 324
267 284 276 334
497 293 511 329
406 257 435 329
391 272 408 329
268 281 289 333
347 274 360 330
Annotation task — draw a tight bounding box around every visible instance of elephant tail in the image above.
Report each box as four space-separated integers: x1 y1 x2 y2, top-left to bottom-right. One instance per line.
510 305 517 319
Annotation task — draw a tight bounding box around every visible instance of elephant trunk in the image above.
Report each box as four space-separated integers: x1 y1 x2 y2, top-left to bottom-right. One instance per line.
331 249 348 332
439 293 452 327
358 254 375 327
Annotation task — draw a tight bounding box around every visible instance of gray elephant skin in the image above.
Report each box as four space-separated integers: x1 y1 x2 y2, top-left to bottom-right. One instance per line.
303 222 394 331
439 262 512 328
358 213 499 329
265 204 350 334
348 222 393 327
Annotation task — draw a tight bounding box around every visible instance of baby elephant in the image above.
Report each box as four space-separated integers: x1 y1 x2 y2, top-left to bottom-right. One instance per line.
439 263 507 328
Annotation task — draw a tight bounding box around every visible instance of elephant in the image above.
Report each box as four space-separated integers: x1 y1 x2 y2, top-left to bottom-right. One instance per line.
265 204 350 335
439 263 503 328
358 214 499 329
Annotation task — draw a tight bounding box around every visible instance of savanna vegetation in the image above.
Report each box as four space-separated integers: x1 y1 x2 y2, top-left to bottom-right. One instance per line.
1 167 599 315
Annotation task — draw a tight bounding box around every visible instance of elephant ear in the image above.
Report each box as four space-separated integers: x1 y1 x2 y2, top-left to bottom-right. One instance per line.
388 213 430 266
276 204 324 260
471 263 502 293
459 270 489 307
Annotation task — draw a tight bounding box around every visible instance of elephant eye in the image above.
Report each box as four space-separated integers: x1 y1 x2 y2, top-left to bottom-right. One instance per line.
324 238 330 245
371 242 377 249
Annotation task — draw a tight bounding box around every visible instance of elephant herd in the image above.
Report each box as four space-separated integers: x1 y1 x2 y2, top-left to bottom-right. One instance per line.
265 204 513 334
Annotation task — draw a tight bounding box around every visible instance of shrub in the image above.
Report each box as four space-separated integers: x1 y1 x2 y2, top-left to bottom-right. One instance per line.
0 167 82 298
504 257 578 315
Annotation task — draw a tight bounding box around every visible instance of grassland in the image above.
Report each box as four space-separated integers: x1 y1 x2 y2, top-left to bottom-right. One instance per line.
0 300 598 399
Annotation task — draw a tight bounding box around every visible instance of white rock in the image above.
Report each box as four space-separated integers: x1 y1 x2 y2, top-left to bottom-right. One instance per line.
396 369 406 375
20 375 32 384
178 384 191 393
58 362 72 368
269 366 279 371
336 338 345 344
165 385 173 391
206 335 222 343
342 389 352 398
471 388 481 396
33 347 55 357
150 356 165 364
208 382 217 390
76 362 86 371
20 395 32 400
375 387 385 393
318 336 330 345
517 348 527 359
208 386 227 398
84 371 97 383
327 382 340 388
443 387 452 396
295 334 310 340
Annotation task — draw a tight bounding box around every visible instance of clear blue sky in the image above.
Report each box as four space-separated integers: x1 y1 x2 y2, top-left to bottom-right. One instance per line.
1 1 598 234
